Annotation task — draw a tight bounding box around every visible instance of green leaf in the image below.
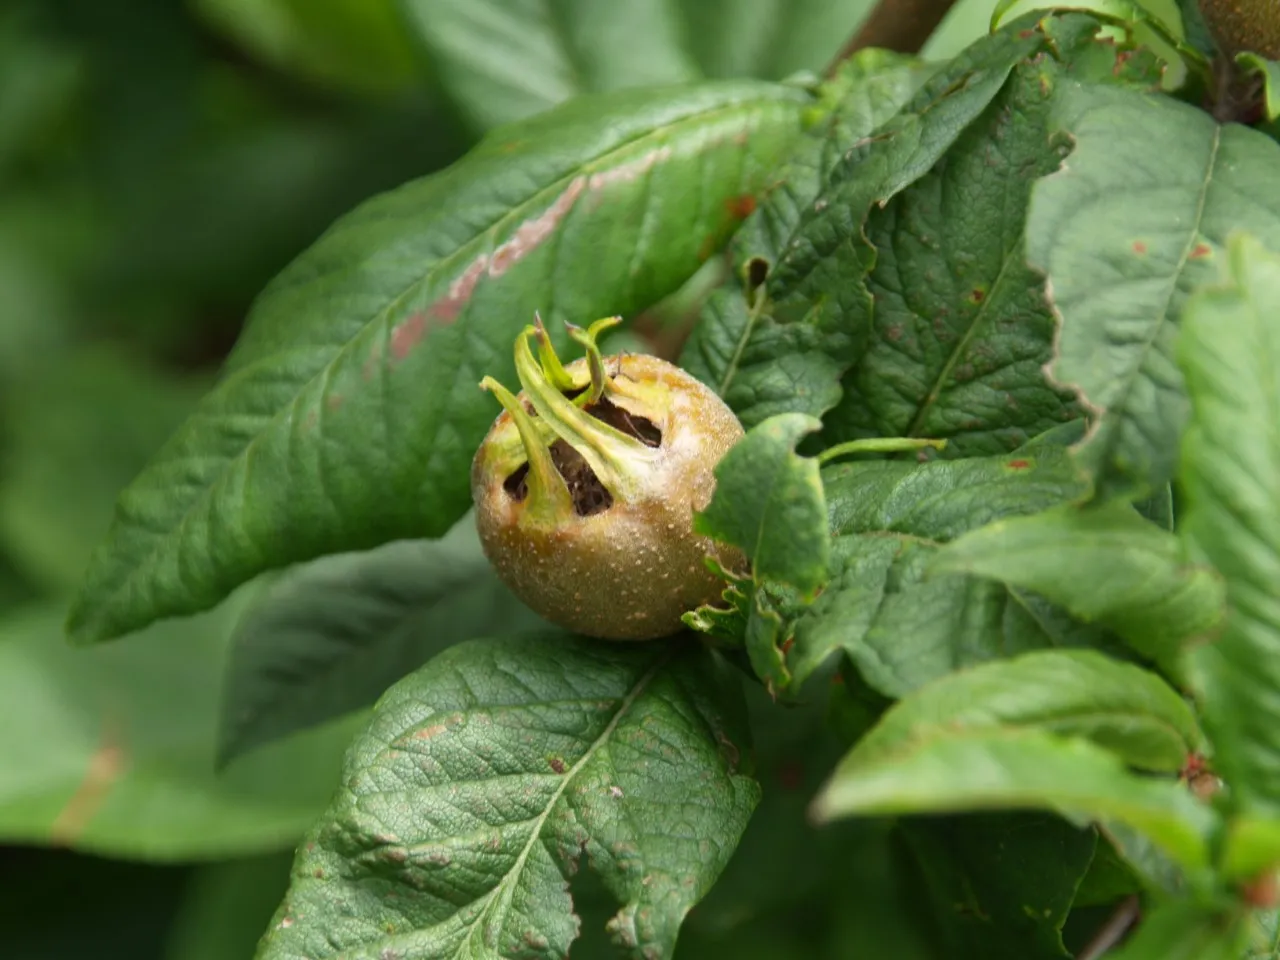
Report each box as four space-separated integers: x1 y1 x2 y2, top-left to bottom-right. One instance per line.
257 635 758 960
710 23 1053 431
900 812 1097 959
1239 53 1280 122
1179 234 1280 818
781 448 1111 696
1073 833 1143 906
845 649 1202 774
931 502 1225 674
399 0 879 130
819 17 1161 459
67 81 808 645
1246 907 1280 959
194 0 424 96
823 445 1090 541
0 601 356 860
695 413 830 595
1101 905 1248 960
812 727 1217 872
681 50 931 426
217 512 547 765
1026 83 1280 499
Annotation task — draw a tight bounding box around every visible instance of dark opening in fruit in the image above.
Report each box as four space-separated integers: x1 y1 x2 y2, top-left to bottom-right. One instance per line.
471 315 745 641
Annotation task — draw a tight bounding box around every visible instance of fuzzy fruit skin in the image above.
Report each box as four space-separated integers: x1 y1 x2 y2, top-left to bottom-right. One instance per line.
472 353 744 640
1201 0 1280 59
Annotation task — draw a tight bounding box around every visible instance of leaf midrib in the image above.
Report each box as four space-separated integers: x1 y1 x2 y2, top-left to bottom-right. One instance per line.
901 236 1026 441
1082 126 1222 460
79 93 790 640
452 653 668 958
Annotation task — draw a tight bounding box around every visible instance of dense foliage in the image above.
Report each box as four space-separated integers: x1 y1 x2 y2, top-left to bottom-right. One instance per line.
7 0 1280 957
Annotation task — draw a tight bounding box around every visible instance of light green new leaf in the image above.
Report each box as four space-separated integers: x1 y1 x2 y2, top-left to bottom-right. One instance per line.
1179 234 1280 817
696 413 830 596
67 81 808 645
932 501 1225 674
1027 83 1280 499
812 727 1217 871
217 513 547 765
0 601 357 861
1239 53 1280 122
847 649 1202 773
257 636 758 960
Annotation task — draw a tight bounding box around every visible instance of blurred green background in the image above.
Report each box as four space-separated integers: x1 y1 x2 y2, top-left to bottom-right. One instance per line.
0 0 1008 957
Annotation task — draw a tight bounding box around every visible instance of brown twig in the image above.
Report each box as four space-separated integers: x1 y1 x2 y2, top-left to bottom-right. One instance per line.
825 0 963 74
1076 895 1142 960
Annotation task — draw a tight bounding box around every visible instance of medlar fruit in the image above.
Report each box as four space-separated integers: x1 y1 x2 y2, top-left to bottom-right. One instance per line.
471 316 743 640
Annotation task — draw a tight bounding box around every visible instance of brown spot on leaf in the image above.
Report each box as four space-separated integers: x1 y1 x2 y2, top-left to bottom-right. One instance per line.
548 755 567 774
51 721 127 846
326 392 344 411
490 177 587 277
427 254 489 324
1006 459 1031 470
587 147 672 193
390 311 430 363
1190 243 1212 259
1132 241 1147 255
725 194 756 218
968 288 986 305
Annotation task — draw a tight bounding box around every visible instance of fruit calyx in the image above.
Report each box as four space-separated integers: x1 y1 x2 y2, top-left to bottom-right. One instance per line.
479 315 665 523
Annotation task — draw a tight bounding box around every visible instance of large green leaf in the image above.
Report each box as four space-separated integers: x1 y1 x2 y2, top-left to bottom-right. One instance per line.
932 502 1225 674
257 635 758 960
695 413 829 596
696 22 1052 431
1179 234 1280 817
398 0 878 130
0 600 357 861
818 16 1161 459
846 649 1202 773
1026 84 1280 499
681 51 930 426
813 727 1217 871
217 512 547 764
67 81 808 645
